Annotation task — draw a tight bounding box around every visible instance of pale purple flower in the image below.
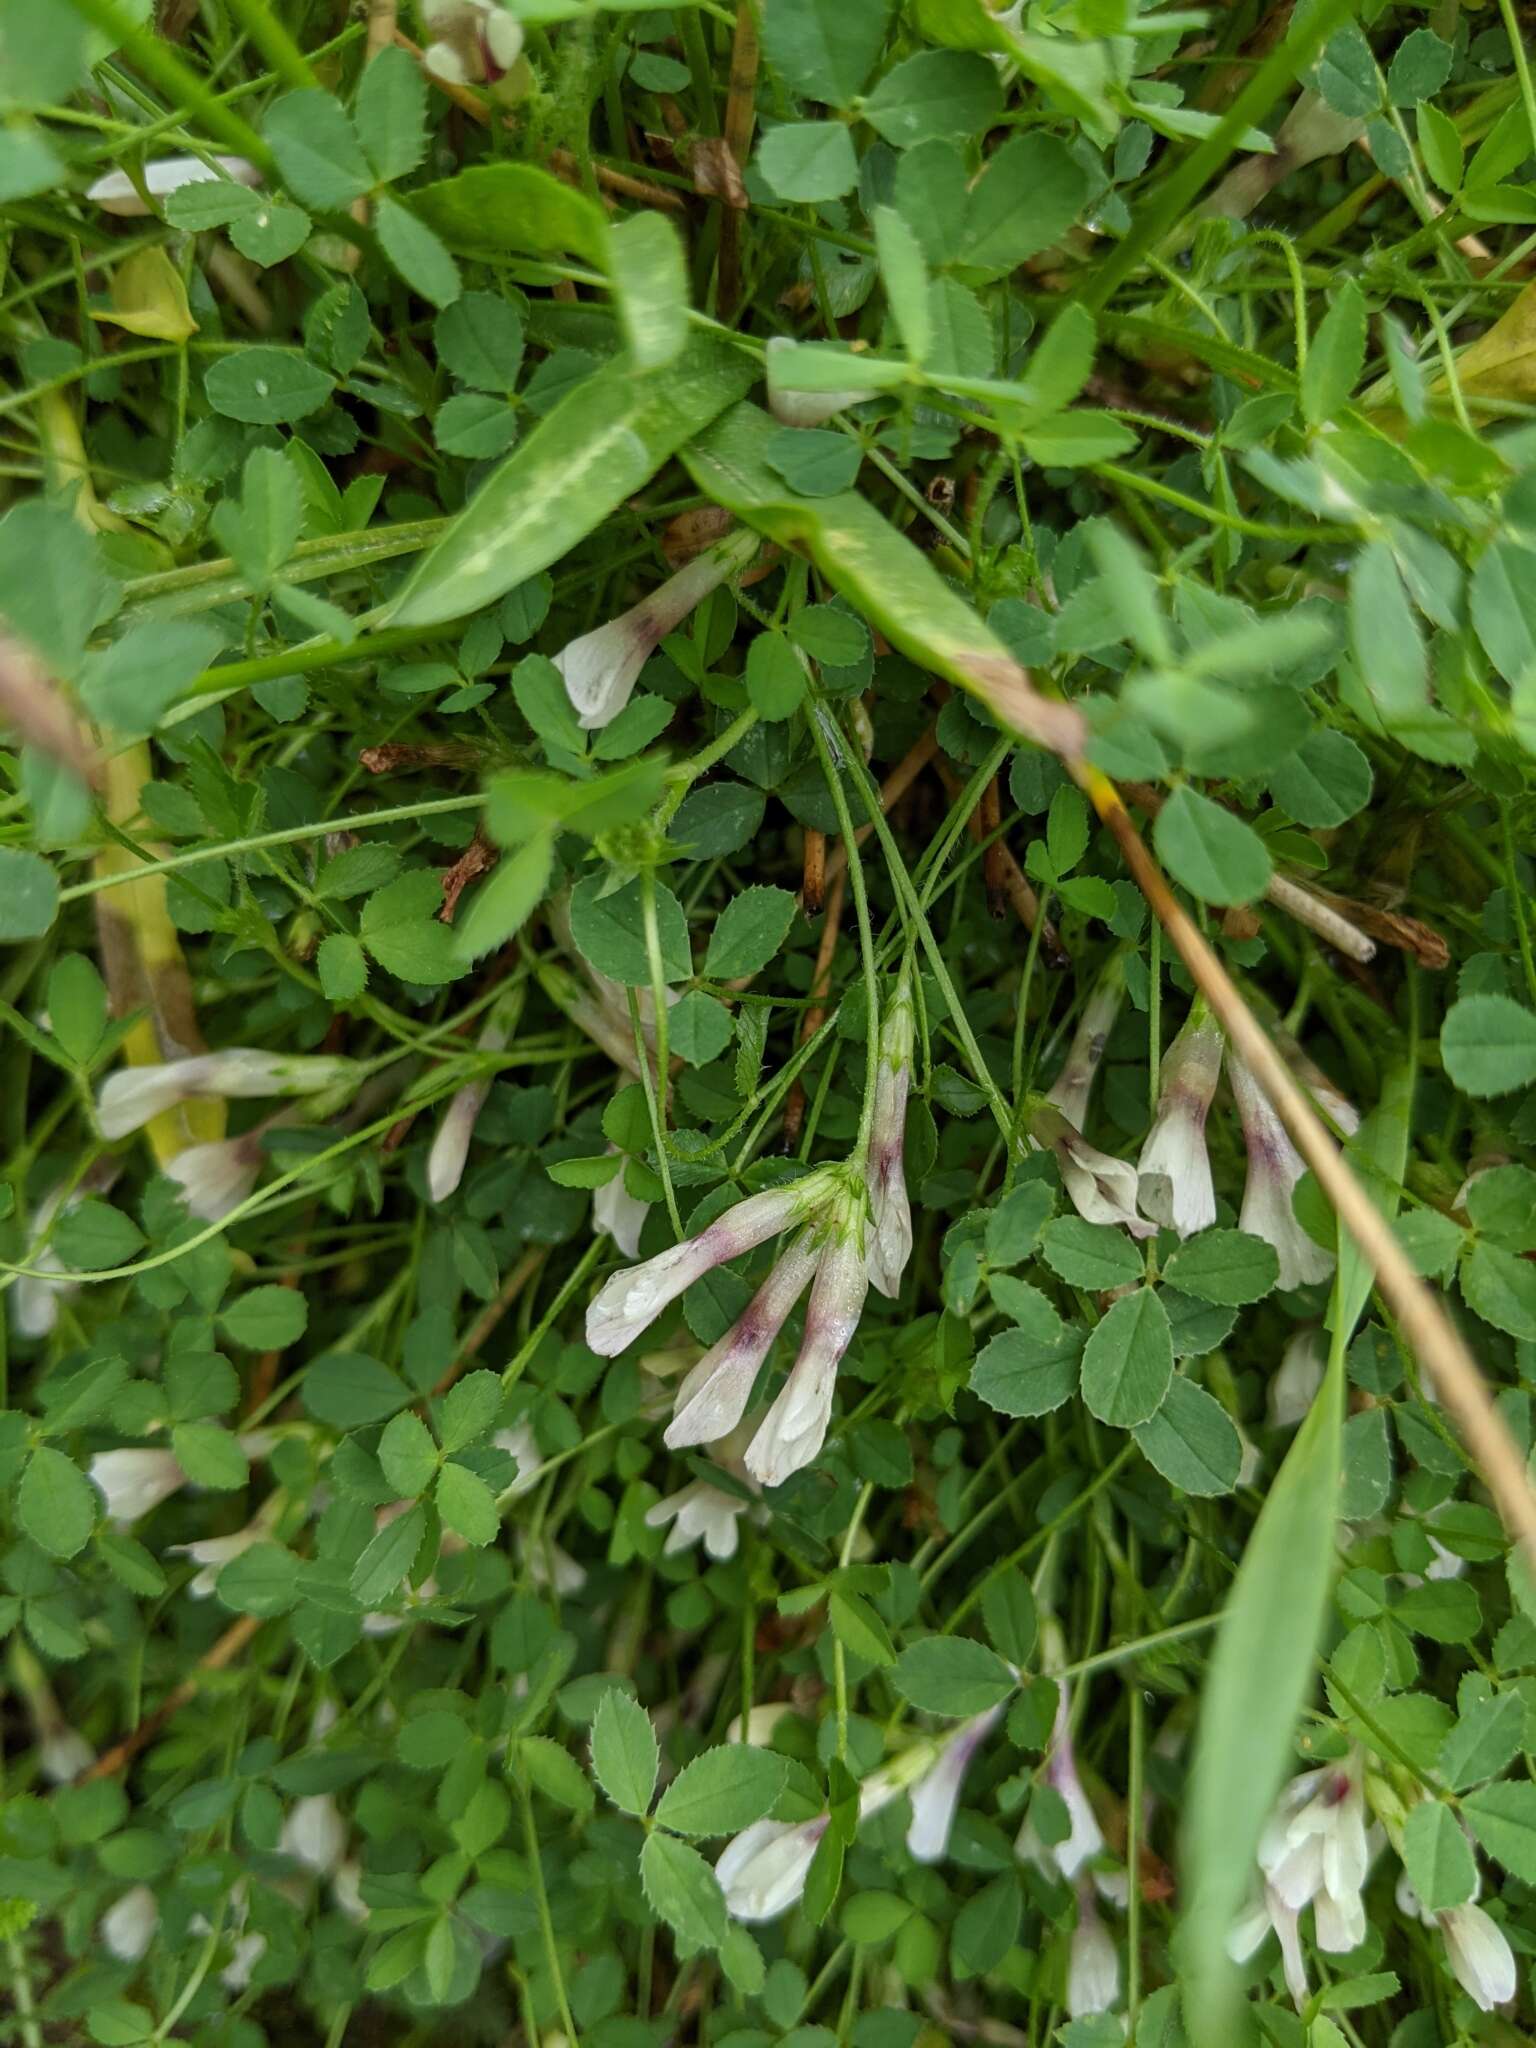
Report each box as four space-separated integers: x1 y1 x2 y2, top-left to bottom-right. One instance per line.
1046 960 1125 1133
594 1154 651 1258
554 528 759 730
866 966 916 1298
744 1199 869 1487
166 1132 263 1221
1137 1001 1223 1238
1230 1051 1334 1290
1027 1101 1154 1239
428 1002 514 1203
666 1230 822 1449
905 1705 1005 1864
586 1168 836 1357
1018 1688 1105 1882
1270 1326 1326 1428
646 1479 752 1560
87 156 261 216
1067 1880 1120 2018
764 337 871 429
101 1885 159 1962
97 1049 355 1141
421 0 525 93
89 1447 186 1524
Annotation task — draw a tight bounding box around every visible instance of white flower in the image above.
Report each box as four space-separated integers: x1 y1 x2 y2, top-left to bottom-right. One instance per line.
494 1421 545 1498
1230 1052 1334 1290
725 1703 798 1746
281 1794 348 1877
166 1133 263 1221
1027 1102 1154 1240
101 1885 159 1962
1067 1881 1120 2018
866 966 916 1298
1229 1881 1309 2006
39 1723 94 1783
1397 1865 1517 2011
765 337 870 428
717 1815 829 1921
89 1447 186 1524
1270 1327 1326 1428
87 156 262 216
167 1523 264 1598
333 1859 369 1924
427 998 516 1202
98 1050 355 1141
1047 960 1126 1133
522 1533 586 1596
745 1202 869 1488
10 1180 78 1339
905 1705 1004 1864
594 1155 650 1258
1018 1689 1105 1882
1257 1757 1369 1956
586 1168 837 1357
646 1479 751 1560
421 0 525 93
1137 1001 1223 1239
665 1229 822 1449
554 529 759 730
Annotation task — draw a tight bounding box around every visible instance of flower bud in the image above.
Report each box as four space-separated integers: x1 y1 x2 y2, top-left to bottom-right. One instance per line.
1046 959 1126 1133
866 968 917 1298
87 156 262 216
428 1000 515 1203
101 1885 159 1961
281 1794 348 1877
1067 1881 1120 2019
554 528 759 730
1230 1052 1334 1290
1137 1001 1223 1239
98 1050 356 1141
1270 1326 1325 1427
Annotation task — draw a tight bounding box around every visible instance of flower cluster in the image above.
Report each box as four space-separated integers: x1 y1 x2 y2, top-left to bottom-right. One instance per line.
419 0 528 100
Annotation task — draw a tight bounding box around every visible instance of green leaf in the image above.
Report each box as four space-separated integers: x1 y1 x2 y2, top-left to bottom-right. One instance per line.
349 1501 426 1606
958 133 1088 276
0 499 115 677
891 1636 1015 1715
379 1410 438 1496
77 619 224 737
1438 1690 1525 1791
703 886 798 979
318 932 368 1001
985 1183 1053 1266
520 1734 596 1815
758 122 860 202
1133 1376 1243 1497
435 291 525 392
220 1284 308 1351
1039 1216 1143 1290
1162 1230 1279 1306
569 874 690 987
760 0 892 102
205 348 334 425
745 632 808 720
1152 785 1273 906
1402 1798 1476 1911
1081 1288 1174 1428
262 90 373 211
19 1447 97 1558
359 872 461 985
1463 1780 1536 1881
1470 537 1536 686
304 1351 410 1427
436 1461 500 1546
455 833 553 965
169 1421 248 1491
669 989 733 1066
164 1351 238 1422
1349 542 1424 716
640 1829 729 1950
375 196 461 309
1180 1339 1344 2039
1301 281 1367 426
970 1321 1080 1418
390 335 754 627
1387 29 1453 106
353 43 427 184
654 1746 787 1836
437 1370 501 1452
862 51 1003 148
1416 99 1463 194
608 210 688 369
0 848 60 940
1461 1239 1536 1340
766 426 863 497
411 161 611 267
1441 994 1536 1098
591 1688 659 1816
1268 727 1373 827
829 1589 896 1666
872 205 931 362
54 1200 144 1271
981 1570 1037 1666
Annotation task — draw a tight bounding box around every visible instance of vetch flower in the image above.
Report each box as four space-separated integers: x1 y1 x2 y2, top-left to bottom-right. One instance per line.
1255 1754 1371 1964
10 1179 79 1339
166 1131 263 1222
1228 1881 1309 2006
665 1229 823 1449
1137 999 1223 1238
1046 957 1126 1133
1026 1100 1154 1240
420 0 527 97
765 336 870 429
1067 1880 1120 2018
97 1049 356 1141
280 1794 348 1878
1018 1686 1105 1882
494 1419 545 1499
594 1152 650 1258
1230 1052 1334 1290
1270 1326 1325 1427
905 1705 1005 1864
167 1524 264 1597
427 998 517 1203
554 527 760 730
718 1762 907 1921
101 1885 159 1962
743 1189 869 1487
19 1650 94 1782
89 1447 187 1524
866 964 916 1298
586 1167 837 1357
87 156 261 216
645 1478 752 1560
1396 1866 1517 2011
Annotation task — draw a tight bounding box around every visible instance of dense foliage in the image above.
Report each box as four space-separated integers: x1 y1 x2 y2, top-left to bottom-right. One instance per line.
3 0 1536 2044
